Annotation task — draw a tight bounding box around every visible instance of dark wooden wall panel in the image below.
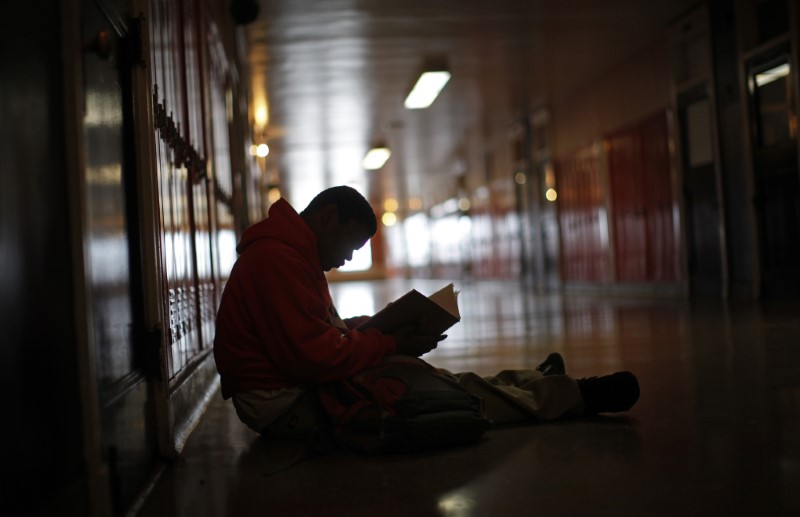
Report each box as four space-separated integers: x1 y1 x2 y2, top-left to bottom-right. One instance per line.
1 2 87 511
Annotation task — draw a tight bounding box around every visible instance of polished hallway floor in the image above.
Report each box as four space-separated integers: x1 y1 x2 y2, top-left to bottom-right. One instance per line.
136 279 800 516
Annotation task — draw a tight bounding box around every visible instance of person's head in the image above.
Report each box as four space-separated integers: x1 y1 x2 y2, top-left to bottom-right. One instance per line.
300 186 378 271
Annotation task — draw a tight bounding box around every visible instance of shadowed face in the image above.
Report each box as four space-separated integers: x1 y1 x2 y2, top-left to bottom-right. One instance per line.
314 206 373 271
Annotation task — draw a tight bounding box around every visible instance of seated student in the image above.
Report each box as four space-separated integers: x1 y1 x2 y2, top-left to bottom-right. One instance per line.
213 186 639 438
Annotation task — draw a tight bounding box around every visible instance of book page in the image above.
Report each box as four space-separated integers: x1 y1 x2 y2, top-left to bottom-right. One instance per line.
427 283 460 319
356 283 460 335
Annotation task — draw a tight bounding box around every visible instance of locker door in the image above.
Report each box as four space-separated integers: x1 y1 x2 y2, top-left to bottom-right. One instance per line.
206 31 238 291
606 113 679 284
183 0 219 347
150 0 203 377
607 130 648 282
641 113 679 282
80 0 157 513
557 144 608 282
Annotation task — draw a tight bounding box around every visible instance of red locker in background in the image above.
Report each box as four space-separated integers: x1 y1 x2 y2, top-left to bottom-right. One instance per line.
641 113 679 282
606 112 679 283
606 125 647 281
557 144 609 282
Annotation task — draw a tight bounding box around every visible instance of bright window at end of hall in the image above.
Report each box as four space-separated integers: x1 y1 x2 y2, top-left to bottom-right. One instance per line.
337 240 373 272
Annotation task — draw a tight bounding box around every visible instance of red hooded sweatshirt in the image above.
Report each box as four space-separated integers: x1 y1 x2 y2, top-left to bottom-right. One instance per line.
213 198 396 399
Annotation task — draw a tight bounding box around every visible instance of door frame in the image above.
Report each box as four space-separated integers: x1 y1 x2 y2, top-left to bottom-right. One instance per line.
740 33 800 298
675 82 728 298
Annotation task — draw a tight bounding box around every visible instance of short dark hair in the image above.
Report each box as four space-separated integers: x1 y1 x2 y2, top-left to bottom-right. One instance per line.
301 186 377 235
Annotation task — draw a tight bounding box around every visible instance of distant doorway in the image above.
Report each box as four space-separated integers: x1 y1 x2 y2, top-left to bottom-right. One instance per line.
746 47 800 298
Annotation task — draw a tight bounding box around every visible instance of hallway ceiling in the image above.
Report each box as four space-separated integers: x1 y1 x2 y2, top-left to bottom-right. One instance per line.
244 0 698 209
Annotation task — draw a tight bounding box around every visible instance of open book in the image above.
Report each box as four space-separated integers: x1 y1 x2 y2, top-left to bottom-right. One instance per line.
357 283 461 336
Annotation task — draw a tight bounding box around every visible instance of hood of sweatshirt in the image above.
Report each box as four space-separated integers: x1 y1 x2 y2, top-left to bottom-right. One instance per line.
235 199 322 271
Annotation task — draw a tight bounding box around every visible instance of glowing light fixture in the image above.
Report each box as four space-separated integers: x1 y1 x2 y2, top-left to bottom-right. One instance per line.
267 186 282 203
755 63 790 87
254 104 268 127
362 145 391 170
248 144 258 156
256 143 270 157
381 212 397 227
383 198 399 212
404 71 451 109
545 188 558 202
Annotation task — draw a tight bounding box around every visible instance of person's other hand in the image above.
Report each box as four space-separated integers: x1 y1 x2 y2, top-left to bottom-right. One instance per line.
392 326 447 357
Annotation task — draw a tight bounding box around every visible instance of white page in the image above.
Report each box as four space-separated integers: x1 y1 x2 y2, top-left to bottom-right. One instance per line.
427 283 460 319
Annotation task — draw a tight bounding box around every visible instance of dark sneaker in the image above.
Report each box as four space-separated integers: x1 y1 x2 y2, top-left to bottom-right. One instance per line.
536 352 566 376
578 371 640 415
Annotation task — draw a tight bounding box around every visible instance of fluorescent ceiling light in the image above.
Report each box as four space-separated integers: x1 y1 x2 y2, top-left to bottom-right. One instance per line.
362 146 391 170
404 71 451 109
755 63 790 87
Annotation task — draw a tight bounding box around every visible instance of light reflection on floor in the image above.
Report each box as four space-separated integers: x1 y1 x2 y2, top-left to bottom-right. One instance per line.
137 278 800 516
330 278 679 375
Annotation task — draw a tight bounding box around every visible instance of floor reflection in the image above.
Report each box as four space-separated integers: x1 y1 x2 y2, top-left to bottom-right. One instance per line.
138 279 800 516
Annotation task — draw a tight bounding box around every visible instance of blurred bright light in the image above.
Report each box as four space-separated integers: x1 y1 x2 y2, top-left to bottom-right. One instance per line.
256 143 270 157
431 215 470 263
755 63 790 87
405 71 451 109
362 147 391 170
331 282 376 318
405 213 430 267
218 229 237 276
545 188 558 202
438 492 475 516
383 198 399 212
248 144 258 156
254 104 268 127
268 187 282 203
382 212 397 227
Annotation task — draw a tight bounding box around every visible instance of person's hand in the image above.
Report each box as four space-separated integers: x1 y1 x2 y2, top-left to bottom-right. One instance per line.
391 325 447 357
344 315 371 329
